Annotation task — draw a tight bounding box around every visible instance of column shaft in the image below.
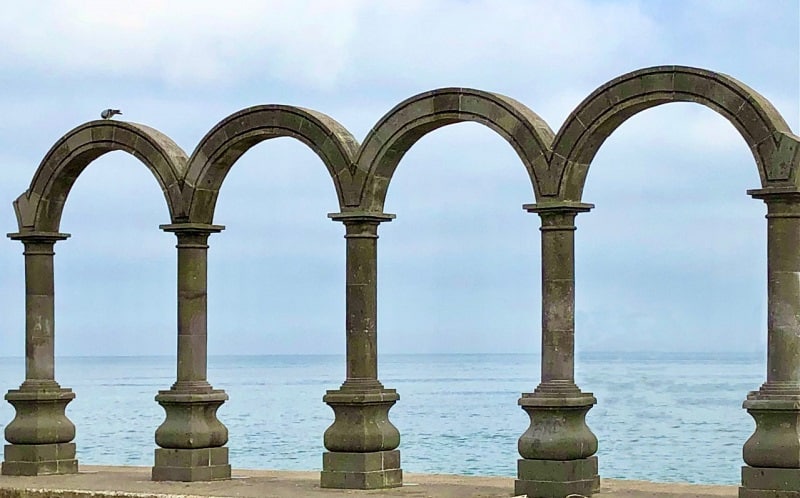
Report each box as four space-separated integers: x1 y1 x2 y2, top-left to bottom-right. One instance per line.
344 219 380 382
175 231 213 388
23 241 58 382
765 198 800 387
539 211 578 384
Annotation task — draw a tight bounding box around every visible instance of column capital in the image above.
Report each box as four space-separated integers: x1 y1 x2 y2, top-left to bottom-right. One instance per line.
328 211 396 224
748 186 800 201
159 223 225 234
522 200 594 215
7 231 70 243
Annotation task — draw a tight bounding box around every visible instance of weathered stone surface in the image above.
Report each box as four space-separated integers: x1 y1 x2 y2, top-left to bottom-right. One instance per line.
517 456 600 498
553 66 796 201
742 466 800 492
1 443 76 476
184 105 358 221
357 87 552 211
152 447 230 481
321 450 402 489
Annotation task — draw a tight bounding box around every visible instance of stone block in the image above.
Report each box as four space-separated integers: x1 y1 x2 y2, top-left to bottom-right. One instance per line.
740 489 800 498
320 450 402 489
322 449 400 472
518 456 597 481
1 443 77 476
516 478 596 498
152 447 230 482
516 456 599 497
321 468 402 489
741 466 800 494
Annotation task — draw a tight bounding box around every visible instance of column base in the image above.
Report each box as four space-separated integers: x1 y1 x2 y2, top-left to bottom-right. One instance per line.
740 466 800 497
152 447 231 481
515 456 599 498
320 450 402 489
2 443 78 476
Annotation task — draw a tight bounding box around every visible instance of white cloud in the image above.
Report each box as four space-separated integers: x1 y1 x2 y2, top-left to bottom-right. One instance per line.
0 0 364 89
345 0 658 91
0 1 796 358
0 0 659 92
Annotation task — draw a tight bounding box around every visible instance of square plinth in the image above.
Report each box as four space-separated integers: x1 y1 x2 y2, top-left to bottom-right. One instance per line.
516 456 599 498
152 447 230 482
2 443 78 476
740 466 800 497
321 450 402 489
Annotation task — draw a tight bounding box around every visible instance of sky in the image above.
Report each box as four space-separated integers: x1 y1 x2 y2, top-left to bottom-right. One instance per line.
0 0 798 360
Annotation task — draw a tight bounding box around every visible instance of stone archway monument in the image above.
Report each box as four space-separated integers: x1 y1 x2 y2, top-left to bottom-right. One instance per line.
328 86 557 489
541 66 800 498
2 64 798 498
3 121 188 476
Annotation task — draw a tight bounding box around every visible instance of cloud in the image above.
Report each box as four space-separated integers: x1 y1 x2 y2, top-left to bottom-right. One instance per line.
0 0 364 89
0 0 660 94
0 1 796 358
342 0 660 95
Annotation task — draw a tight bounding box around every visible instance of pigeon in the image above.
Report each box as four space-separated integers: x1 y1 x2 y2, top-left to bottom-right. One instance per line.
100 109 122 120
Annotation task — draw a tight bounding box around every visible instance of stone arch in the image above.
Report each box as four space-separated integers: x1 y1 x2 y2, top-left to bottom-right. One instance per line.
355 88 555 212
184 105 359 224
552 65 800 201
14 120 188 232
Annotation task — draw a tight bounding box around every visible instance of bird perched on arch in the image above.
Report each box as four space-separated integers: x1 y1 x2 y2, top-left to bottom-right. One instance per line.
100 109 122 119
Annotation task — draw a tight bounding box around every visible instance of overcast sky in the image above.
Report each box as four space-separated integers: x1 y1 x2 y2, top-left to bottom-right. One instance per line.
0 1 798 359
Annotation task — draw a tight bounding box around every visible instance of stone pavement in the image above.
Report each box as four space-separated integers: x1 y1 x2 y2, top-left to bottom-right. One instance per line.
0 466 738 497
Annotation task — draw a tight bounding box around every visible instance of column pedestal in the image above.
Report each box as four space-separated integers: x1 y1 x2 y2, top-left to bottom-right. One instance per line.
516 390 599 498
740 396 800 498
321 450 402 489
516 457 599 498
2 387 77 476
152 389 230 481
321 385 401 489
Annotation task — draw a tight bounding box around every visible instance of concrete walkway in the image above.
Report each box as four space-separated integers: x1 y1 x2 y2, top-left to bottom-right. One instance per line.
0 466 739 497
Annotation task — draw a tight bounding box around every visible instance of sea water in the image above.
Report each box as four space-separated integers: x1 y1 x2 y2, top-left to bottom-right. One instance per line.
0 352 763 485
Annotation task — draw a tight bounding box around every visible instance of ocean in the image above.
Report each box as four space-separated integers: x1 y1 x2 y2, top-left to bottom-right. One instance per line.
0 352 762 485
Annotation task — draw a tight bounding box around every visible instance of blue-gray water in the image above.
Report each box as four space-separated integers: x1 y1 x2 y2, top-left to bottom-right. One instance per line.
0 353 762 485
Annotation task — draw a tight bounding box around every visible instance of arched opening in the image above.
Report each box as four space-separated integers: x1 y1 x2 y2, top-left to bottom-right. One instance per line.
53 151 176 464
378 121 541 476
204 136 344 470
575 103 766 484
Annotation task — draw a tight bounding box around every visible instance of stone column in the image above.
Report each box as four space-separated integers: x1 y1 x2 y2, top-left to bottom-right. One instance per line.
516 202 600 498
3 231 77 476
321 212 402 490
740 188 800 497
153 223 230 482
